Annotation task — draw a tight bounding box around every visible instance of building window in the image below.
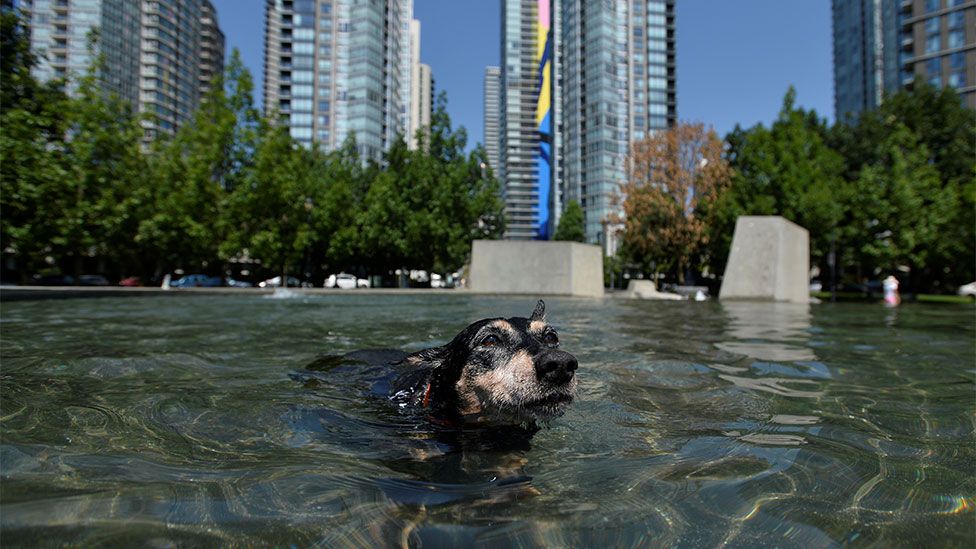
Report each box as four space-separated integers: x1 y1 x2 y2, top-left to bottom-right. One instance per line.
950 51 965 69
926 35 941 53
947 10 964 29
925 17 940 35
947 29 964 48
926 56 941 78
318 100 330 111
925 0 941 12
948 70 965 87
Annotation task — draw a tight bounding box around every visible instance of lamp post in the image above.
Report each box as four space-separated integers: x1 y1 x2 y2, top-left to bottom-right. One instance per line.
303 196 313 285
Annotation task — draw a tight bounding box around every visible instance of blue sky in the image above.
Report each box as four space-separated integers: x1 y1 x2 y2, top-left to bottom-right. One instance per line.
211 1 834 150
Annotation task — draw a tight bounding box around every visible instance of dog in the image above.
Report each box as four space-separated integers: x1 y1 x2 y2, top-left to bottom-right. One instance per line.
388 299 578 428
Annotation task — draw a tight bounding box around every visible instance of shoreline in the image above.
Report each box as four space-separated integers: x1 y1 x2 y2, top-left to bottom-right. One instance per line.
0 286 613 302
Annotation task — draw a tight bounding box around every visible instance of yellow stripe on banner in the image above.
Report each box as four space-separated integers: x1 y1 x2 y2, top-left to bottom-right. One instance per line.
536 61 551 126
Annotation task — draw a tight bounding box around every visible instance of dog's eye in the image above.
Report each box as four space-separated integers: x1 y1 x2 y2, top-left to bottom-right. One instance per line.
543 332 559 347
481 334 501 347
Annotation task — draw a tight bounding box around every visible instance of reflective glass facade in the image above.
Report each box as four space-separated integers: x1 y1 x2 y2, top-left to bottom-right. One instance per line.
559 0 675 247
832 0 974 118
26 0 224 141
263 0 412 159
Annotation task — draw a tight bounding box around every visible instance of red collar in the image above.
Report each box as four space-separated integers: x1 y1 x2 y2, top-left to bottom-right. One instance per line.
422 382 432 408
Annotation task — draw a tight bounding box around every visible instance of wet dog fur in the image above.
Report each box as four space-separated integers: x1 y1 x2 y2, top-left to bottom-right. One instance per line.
389 300 578 427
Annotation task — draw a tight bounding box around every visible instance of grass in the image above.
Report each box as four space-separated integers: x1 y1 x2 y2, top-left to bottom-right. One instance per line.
811 291 974 305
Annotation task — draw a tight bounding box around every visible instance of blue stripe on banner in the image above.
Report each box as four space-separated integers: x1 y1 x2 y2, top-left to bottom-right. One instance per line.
536 111 552 240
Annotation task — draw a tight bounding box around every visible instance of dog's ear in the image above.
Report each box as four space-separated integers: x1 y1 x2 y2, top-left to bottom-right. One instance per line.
530 299 546 322
406 346 448 369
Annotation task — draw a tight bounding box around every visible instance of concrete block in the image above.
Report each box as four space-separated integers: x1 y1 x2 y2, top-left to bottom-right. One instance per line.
719 216 809 303
468 240 604 297
619 279 684 300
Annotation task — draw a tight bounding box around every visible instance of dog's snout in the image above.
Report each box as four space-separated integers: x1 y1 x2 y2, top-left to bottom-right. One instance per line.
535 350 578 385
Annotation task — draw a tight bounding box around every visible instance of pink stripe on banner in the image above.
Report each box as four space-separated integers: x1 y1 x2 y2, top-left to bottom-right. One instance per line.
538 0 549 28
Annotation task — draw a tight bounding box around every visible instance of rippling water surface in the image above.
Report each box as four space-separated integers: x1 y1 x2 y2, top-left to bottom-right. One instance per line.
1 294 973 546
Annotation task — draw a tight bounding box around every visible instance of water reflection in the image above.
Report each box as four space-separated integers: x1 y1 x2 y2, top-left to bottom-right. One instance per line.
0 295 973 546
716 301 816 362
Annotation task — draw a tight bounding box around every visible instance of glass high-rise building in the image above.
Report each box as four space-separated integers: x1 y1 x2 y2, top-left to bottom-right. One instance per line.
483 65 501 173
25 0 224 141
263 0 413 159
832 0 974 119
495 0 676 247
199 0 225 97
560 0 676 247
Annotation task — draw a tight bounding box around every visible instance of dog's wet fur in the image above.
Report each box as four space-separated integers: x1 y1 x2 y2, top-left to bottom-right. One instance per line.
386 300 578 427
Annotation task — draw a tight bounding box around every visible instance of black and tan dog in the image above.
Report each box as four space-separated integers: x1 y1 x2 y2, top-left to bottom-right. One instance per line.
388 299 578 427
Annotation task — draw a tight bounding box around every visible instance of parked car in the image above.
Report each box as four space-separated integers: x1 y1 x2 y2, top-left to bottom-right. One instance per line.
78 275 110 286
170 274 223 288
259 276 300 288
226 277 254 288
32 274 75 286
958 281 976 298
119 276 142 287
324 273 358 289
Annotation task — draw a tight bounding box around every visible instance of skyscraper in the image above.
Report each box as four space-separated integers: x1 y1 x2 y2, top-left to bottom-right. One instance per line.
560 0 676 247
483 66 501 173
902 0 974 109
25 0 225 141
407 19 432 149
499 0 557 240
831 0 974 119
199 0 225 97
496 0 676 248
263 0 413 159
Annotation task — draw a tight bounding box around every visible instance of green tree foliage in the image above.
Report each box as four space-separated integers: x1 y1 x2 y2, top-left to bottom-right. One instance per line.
830 83 975 290
843 124 957 285
553 200 585 242
337 93 505 275
220 120 318 282
139 49 258 276
709 87 846 273
0 7 72 281
55 49 147 277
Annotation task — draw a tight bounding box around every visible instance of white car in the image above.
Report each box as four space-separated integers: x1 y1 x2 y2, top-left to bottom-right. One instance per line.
958 281 976 297
325 273 357 289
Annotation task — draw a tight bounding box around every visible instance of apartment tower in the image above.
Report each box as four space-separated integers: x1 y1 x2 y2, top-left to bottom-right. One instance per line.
483 66 501 174
263 0 413 159
25 0 225 141
831 0 974 119
496 0 676 248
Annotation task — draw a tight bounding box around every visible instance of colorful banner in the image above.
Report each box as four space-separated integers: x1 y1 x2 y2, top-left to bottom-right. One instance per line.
535 0 553 239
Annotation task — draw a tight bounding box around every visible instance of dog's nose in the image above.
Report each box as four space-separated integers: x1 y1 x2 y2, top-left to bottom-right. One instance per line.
536 350 578 385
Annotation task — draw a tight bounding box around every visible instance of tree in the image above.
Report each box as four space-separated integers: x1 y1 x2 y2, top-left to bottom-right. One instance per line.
553 200 585 242
831 84 975 290
615 122 731 283
710 88 846 276
51 37 147 279
220 120 318 284
139 49 259 277
842 125 956 286
0 7 72 281
335 92 504 278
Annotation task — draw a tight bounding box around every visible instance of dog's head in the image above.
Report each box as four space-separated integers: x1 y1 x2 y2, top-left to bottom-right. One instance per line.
409 300 578 425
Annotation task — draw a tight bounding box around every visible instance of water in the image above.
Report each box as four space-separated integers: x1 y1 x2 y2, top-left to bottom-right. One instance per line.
1 294 973 547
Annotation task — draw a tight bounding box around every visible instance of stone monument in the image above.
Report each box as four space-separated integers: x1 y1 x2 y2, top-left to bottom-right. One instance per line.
719 216 809 303
468 240 604 297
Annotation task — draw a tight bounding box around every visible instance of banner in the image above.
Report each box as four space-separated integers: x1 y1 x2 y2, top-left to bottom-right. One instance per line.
535 0 553 239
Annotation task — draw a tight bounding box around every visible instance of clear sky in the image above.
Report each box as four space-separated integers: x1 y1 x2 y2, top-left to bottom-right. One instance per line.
211 0 835 150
